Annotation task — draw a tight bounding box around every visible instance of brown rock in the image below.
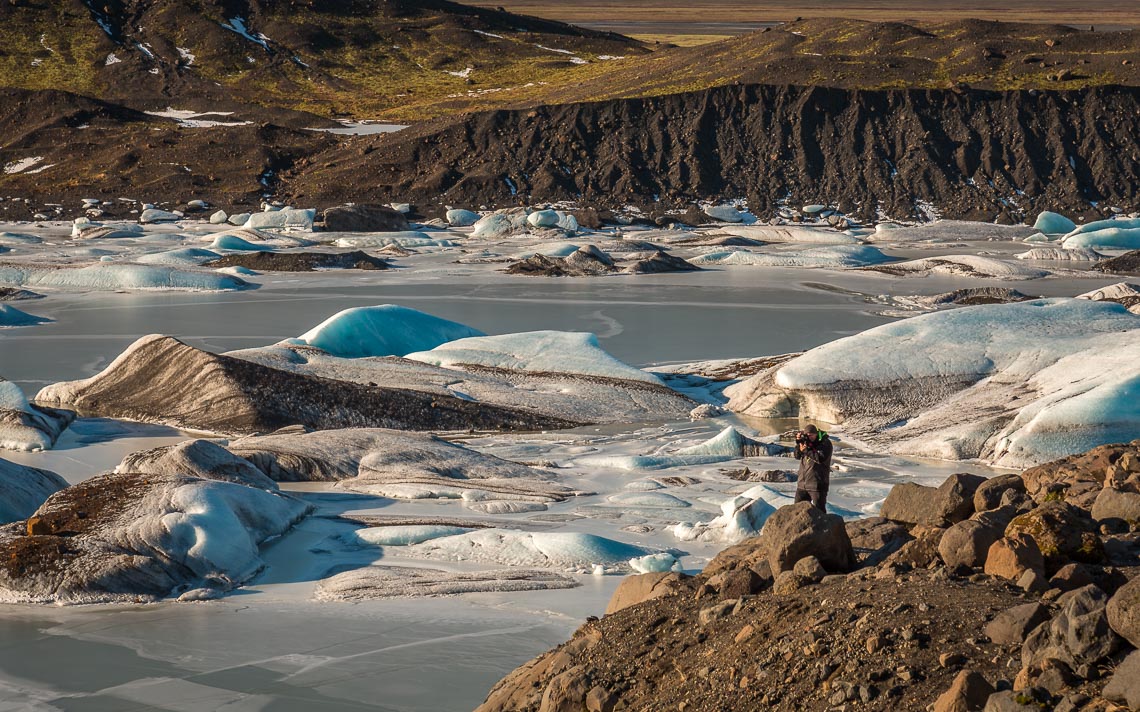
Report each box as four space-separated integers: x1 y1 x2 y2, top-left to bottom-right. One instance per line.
883 525 945 569
940 520 1002 569
585 685 618 712
1021 584 1120 670
881 473 985 527
984 602 1050 646
1091 487 1140 525
1107 576 1140 648
845 517 912 566
984 534 1045 581
792 555 826 583
605 572 687 615
1006 502 1104 572
539 665 589 712
760 502 856 574
934 669 995 712
1103 649 1140 710
974 474 1026 513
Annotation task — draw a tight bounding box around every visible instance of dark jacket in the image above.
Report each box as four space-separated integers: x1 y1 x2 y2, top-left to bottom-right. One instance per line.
794 434 833 491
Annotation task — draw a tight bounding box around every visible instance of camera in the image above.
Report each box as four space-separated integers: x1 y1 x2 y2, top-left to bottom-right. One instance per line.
795 431 809 446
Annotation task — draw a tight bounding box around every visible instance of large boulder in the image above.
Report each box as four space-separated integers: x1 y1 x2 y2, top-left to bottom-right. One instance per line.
939 520 1002 570
1107 576 1140 648
1006 502 1104 572
1021 584 1120 670
1103 650 1140 710
759 502 856 575
322 204 408 232
984 534 1045 581
1091 486 1140 526
882 525 945 570
934 669 995 712
974 474 1026 512
1021 441 1140 501
880 473 986 527
845 517 912 566
605 572 688 615
984 602 1051 646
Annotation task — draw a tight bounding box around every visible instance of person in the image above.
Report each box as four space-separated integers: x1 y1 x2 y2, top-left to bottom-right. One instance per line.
793 424 832 511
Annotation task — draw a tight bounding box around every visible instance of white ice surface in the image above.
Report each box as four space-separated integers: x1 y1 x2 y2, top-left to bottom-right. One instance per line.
690 245 891 268
0 263 250 292
289 304 485 358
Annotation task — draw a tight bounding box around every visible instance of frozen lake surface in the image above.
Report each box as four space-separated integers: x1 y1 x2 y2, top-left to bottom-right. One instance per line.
0 216 1133 710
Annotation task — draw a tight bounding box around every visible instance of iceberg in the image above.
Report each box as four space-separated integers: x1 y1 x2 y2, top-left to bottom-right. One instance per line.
578 427 785 470
1076 282 1140 302
704 205 745 223
721 225 862 245
0 457 68 525
629 552 680 573
1033 211 1077 235
690 245 891 269
332 232 451 248
139 208 182 224
244 208 315 231
0 304 50 327
402 529 657 571
446 209 480 227
1064 217 1140 237
1015 247 1101 261
869 254 1052 279
347 525 475 547
291 305 485 358
211 234 267 251
527 209 559 228
0 263 251 292
472 212 530 239
728 299 1140 467
1062 227 1140 252
136 247 222 265
1 378 73 452
406 330 661 384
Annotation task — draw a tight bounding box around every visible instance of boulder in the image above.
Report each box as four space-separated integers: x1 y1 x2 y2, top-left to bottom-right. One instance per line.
974 474 1026 512
984 603 1051 646
758 502 856 574
139 208 181 223
882 525 944 570
881 473 986 527
605 572 687 615
1048 562 1127 595
209 210 228 224
1103 650 1140 710
940 520 1002 569
622 251 701 275
1021 442 1140 501
539 665 589 712
1006 502 1104 572
1091 487 1140 525
845 517 912 566
1021 584 1120 670
321 204 408 232
792 555 826 583
934 669 995 712
984 534 1045 581
982 691 1040 711
707 568 768 598
1106 576 1140 647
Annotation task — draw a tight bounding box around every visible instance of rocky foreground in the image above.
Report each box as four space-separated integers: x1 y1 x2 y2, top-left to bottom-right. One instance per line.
477 441 1140 712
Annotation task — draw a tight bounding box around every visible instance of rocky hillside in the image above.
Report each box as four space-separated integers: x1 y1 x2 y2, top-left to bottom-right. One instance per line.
477 440 1140 711
283 83 1140 223
0 0 646 119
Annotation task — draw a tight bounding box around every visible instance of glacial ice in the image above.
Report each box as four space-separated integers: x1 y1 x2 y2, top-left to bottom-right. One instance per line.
729 298 1140 466
1062 227 1140 252
472 212 529 239
211 234 267 251
578 427 783 470
629 552 680 573
607 491 692 508
0 457 67 525
1015 247 1101 261
315 565 577 600
1077 282 1140 301
721 225 862 244
1064 217 1140 237
446 209 480 227
348 525 474 547
704 205 745 223
690 245 892 269
405 330 662 384
0 263 251 292
332 232 452 248
0 378 73 452
402 529 656 571
527 209 559 228
0 304 50 327
139 208 182 224
871 255 1052 279
1033 211 1077 235
136 247 222 265
244 208 315 231
290 305 485 358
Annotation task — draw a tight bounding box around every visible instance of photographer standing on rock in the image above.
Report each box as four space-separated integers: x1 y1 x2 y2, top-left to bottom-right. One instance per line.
793 424 832 511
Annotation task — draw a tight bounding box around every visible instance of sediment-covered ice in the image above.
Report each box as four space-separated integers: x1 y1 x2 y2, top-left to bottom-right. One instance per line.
868 255 1052 279
0 263 251 291
332 232 453 248
1077 282 1140 301
1015 247 1102 261
289 305 485 358
728 298 1140 467
577 427 787 470
315 565 577 600
399 529 657 571
690 245 891 269
0 456 67 525
720 225 862 244
0 471 310 603
406 331 662 384
117 439 279 490
227 428 573 503
0 378 73 452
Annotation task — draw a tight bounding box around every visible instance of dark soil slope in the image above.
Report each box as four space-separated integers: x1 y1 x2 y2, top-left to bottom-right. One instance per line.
284 83 1140 223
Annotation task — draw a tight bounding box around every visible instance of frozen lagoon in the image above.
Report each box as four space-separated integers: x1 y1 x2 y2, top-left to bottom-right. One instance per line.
0 217 1134 710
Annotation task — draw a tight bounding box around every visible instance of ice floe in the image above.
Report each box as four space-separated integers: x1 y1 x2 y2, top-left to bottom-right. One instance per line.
728 298 1140 467
0 263 252 292
690 245 892 269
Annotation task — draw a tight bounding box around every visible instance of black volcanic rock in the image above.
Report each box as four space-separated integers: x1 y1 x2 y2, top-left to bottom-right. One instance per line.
1093 250 1140 274
205 250 388 271
322 205 409 232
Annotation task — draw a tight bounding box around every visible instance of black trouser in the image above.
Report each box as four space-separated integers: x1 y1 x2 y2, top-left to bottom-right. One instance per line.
795 488 828 512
